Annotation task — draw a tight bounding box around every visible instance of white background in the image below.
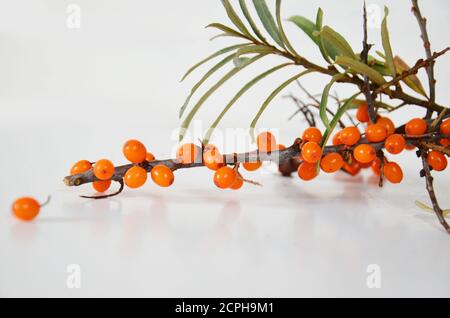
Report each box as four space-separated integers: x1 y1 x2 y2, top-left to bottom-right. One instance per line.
0 0 449 297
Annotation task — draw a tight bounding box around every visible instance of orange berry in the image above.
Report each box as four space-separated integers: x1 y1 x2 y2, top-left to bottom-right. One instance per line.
70 160 91 175
151 165 174 187
427 151 447 171
177 143 201 164
405 118 427 135
366 123 387 142
92 180 111 193
256 131 277 152
440 118 450 134
340 127 361 146
243 161 262 171
320 153 344 173
377 117 395 136
371 157 381 176
343 160 361 176
302 127 322 143
146 152 155 162
203 145 224 171
385 134 406 154
125 166 148 188
353 144 376 163
230 176 243 190
356 103 369 123
383 162 403 184
93 159 115 180
214 166 237 189
123 139 147 164
332 131 342 145
301 142 322 163
439 139 450 147
297 162 317 181
12 197 40 221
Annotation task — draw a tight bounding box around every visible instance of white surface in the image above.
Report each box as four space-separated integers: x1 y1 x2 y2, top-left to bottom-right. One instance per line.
0 0 449 297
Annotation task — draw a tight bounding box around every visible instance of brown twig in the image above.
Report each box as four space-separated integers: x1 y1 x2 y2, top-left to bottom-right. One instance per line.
419 147 450 233
411 0 436 119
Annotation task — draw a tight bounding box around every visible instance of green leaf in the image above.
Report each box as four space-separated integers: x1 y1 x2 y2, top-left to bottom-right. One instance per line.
381 7 396 77
202 62 293 144
320 25 356 60
319 74 345 128
335 56 386 85
179 54 267 141
180 53 235 118
252 0 285 48
206 23 247 40
181 44 249 82
239 0 268 44
250 69 314 139
233 45 275 66
275 0 299 57
393 56 427 97
415 200 450 217
317 92 360 172
221 0 254 40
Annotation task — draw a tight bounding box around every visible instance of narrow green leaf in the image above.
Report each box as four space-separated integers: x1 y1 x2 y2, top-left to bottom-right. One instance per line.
316 8 323 29
179 54 267 141
203 62 293 144
394 56 427 97
180 53 235 118
221 0 254 40
233 45 275 66
381 7 396 77
317 92 360 172
275 0 299 57
181 44 248 82
250 69 314 139
239 0 268 44
415 200 450 217
319 74 345 128
320 25 356 60
252 0 285 48
335 56 386 85
206 23 247 40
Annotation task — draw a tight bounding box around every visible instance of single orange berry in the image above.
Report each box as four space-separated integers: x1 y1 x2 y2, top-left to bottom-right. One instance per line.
93 159 115 180
353 144 376 163
146 152 155 162
332 131 342 145
230 176 244 190
371 157 381 176
385 134 406 154
177 143 201 164
440 118 450 134
12 197 40 221
125 166 148 188
405 118 427 136
302 127 322 143
151 165 174 187
70 160 92 175
320 153 344 173
214 166 237 189
343 160 361 176
377 117 395 136
439 139 450 147
203 145 224 171
256 131 277 152
243 161 262 171
301 142 322 163
366 123 387 142
93 180 111 193
383 162 403 184
123 139 147 164
340 127 361 146
356 103 369 123
297 162 317 181
427 151 447 171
